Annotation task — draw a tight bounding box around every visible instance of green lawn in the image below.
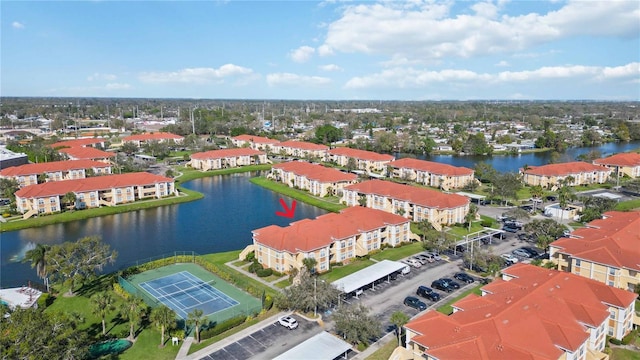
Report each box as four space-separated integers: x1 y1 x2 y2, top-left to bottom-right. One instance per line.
365 338 398 360
611 348 640 360
370 242 424 261
319 259 376 282
274 279 291 288
447 222 485 237
436 284 484 315
249 177 347 213
615 199 640 211
176 164 272 183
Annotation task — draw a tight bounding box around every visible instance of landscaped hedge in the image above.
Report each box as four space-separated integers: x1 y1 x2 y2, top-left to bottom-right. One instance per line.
256 268 273 277
199 315 247 340
621 329 637 345
609 337 623 345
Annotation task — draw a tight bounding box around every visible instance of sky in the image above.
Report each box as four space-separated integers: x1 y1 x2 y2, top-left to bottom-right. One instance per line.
1 0 639 101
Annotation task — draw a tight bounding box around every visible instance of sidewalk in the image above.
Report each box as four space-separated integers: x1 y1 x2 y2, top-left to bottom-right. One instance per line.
351 332 394 359
224 261 284 292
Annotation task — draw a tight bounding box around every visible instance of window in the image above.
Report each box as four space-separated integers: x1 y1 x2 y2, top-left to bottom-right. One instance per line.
608 280 614 286
320 263 327 271
610 310 615 319
575 259 581 267
341 241 346 248
609 267 616 275
608 327 614 336
320 250 326 257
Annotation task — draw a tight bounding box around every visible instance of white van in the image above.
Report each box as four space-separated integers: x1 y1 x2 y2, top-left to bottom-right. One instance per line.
400 265 411 275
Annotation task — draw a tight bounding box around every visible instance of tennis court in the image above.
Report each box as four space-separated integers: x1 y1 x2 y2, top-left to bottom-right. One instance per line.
140 271 239 319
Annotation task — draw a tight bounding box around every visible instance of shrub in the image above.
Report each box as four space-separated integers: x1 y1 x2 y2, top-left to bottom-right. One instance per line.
248 262 262 274
256 268 273 277
36 293 53 309
113 283 131 300
199 315 246 340
621 329 637 345
271 270 283 277
245 251 256 262
330 262 343 268
609 337 623 345
263 295 273 310
170 329 185 340
481 219 494 227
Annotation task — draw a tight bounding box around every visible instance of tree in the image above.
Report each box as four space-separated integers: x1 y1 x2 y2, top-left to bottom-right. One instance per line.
390 311 410 346
120 296 147 341
151 305 177 347
187 309 206 343
23 244 50 289
465 203 479 231
91 292 116 336
120 141 138 155
503 208 530 220
37 173 48 184
46 236 117 296
314 124 343 145
61 192 77 210
302 257 318 274
491 172 522 206
143 140 170 159
333 304 381 345
474 163 497 183
346 157 358 172
529 185 544 212
282 269 341 314
523 219 567 253
579 196 617 223
558 176 576 210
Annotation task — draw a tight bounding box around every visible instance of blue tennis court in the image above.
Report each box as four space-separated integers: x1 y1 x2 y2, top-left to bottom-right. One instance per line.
140 271 239 319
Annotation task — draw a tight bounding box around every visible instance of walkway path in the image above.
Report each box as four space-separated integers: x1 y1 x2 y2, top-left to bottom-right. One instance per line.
224 261 284 292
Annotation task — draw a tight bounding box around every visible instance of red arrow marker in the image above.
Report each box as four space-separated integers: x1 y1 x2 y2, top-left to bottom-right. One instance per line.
276 198 297 218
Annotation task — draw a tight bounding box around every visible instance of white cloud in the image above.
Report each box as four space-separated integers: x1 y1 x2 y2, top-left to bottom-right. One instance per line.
495 60 510 67
319 64 343 72
139 64 253 84
105 83 131 90
12 21 25 29
267 73 331 87
317 44 334 56
87 73 117 81
289 46 315 63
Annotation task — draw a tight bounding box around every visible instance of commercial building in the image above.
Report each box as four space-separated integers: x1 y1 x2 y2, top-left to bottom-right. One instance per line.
0 160 112 187
0 146 28 170
189 148 267 171
269 161 357 197
593 152 640 178
387 158 475 191
520 162 612 189
327 147 394 173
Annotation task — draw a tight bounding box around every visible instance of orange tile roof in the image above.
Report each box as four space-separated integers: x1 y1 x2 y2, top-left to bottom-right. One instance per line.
123 132 184 142
231 134 280 144
253 206 408 252
278 140 328 151
50 138 106 148
523 162 610 177
389 158 473 176
190 148 264 160
15 172 173 198
550 211 640 271
273 161 357 183
59 147 115 160
345 179 469 209
594 152 640 167
0 160 110 177
405 264 636 360
328 147 395 161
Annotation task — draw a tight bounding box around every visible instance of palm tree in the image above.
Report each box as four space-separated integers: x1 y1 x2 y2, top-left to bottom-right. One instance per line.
558 176 576 210
151 305 177 347
465 203 479 232
61 192 77 210
302 257 318 275
120 297 147 340
23 244 50 290
187 309 206 343
91 292 115 336
530 185 544 212
390 311 410 346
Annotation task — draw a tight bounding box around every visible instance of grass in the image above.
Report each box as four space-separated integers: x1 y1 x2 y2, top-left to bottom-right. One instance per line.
319 259 376 282
175 164 272 183
615 199 640 211
480 215 499 228
611 348 640 360
365 338 398 360
447 222 485 237
274 279 291 288
249 176 348 213
370 242 424 261
436 284 484 315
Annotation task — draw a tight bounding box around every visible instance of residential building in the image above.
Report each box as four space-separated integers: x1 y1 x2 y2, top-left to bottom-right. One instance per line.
189 148 267 171
269 161 357 197
230 134 280 152
403 264 636 360
250 207 412 274
342 179 470 231
520 161 612 189
387 158 475 191
0 160 112 187
122 132 184 147
50 138 108 149
549 211 640 295
0 146 28 170
58 147 115 163
593 152 640 178
327 147 394 173
15 172 175 218
273 140 328 160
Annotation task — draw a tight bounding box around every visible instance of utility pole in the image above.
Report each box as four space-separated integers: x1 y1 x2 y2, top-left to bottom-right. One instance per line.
314 277 317 317
191 107 196 135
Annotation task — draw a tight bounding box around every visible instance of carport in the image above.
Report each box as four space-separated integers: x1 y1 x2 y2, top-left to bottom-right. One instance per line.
455 191 487 204
273 331 352 360
331 260 407 298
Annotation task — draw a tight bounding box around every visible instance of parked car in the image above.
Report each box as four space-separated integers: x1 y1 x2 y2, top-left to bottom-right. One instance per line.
416 286 441 301
503 225 519 233
546 195 557 201
400 265 411 275
454 272 475 284
412 256 428 265
405 258 422 268
404 296 427 311
416 254 434 263
431 279 454 292
441 278 461 289
455 245 466 253
430 252 442 261
504 220 523 229
513 248 531 258
500 253 519 264
522 247 541 257
278 316 299 330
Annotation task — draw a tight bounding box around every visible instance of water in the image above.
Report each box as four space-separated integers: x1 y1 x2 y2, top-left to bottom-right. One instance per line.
398 140 640 173
0 172 327 288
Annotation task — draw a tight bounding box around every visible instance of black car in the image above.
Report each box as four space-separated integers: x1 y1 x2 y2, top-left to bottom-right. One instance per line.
416 286 441 302
522 246 541 257
441 278 461 289
454 272 475 284
503 226 519 233
404 296 427 311
431 279 454 292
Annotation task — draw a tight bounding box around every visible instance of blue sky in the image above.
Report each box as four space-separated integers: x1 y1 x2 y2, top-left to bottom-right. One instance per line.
2 1 639 100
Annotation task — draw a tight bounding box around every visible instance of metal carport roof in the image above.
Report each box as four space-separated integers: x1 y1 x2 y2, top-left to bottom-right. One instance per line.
331 259 407 294
273 331 352 360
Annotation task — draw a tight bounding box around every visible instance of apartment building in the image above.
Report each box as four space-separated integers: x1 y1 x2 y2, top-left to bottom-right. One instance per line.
0 160 112 187
520 161 612 189
15 172 175 218
269 161 357 197
230 134 280 152
273 140 329 160
387 158 475 191
251 207 411 274
342 179 469 230
549 211 640 295
402 264 636 360
122 132 184 147
190 148 267 171
58 146 115 163
50 138 108 149
327 147 394 173
593 152 640 178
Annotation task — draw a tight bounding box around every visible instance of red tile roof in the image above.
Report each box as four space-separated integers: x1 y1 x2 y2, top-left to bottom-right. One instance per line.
389 158 473 176
0 160 110 177
328 147 395 161
59 147 115 160
550 211 640 271
15 172 173 198
123 132 184 142
273 161 357 183
50 138 106 148
405 264 636 360
278 140 328 151
231 134 280 144
253 206 408 252
523 162 610 177
594 152 640 167
345 179 469 209
190 148 264 160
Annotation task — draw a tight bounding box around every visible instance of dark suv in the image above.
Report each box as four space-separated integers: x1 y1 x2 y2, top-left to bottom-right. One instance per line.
416 286 441 302
431 279 454 292
454 272 475 284
441 278 461 289
404 296 427 311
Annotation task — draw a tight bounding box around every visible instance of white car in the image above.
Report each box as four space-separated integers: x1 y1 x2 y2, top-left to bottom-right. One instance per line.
430 252 442 261
501 253 519 264
278 316 299 330
405 258 422 268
